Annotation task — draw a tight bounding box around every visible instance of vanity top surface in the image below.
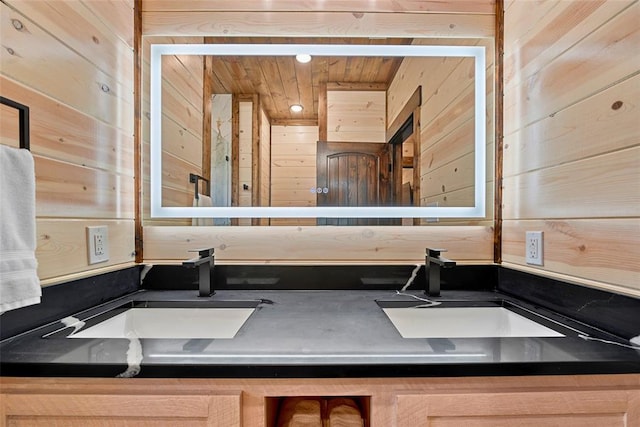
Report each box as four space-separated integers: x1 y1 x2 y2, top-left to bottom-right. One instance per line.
1 289 639 378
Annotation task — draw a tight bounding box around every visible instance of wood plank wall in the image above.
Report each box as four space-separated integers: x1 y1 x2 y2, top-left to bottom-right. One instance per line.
327 90 386 142
387 38 495 226
269 125 318 226
0 0 136 284
502 0 640 295
141 36 204 226
141 1 496 263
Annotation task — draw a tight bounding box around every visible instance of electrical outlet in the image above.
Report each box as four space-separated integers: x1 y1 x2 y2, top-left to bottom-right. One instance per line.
87 226 109 264
525 231 543 266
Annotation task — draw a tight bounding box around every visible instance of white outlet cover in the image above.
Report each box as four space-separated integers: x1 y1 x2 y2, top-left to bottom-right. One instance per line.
525 231 543 266
87 226 109 264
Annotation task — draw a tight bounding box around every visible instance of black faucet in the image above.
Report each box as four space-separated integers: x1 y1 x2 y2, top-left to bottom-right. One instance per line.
425 248 456 297
182 248 215 297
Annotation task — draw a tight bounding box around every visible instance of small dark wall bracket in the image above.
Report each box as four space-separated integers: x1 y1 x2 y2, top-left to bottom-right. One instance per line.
0 96 30 150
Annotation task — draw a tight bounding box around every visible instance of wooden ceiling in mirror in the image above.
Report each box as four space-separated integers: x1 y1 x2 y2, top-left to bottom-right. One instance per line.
204 37 413 123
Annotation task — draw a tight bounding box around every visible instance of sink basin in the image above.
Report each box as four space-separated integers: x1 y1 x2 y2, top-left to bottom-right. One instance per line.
380 303 564 339
52 300 260 340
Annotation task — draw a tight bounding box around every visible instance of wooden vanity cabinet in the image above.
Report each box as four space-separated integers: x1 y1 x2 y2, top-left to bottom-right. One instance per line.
1 375 638 426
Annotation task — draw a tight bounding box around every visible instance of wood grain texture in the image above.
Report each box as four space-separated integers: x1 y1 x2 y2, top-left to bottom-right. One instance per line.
143 225 493 263
1 76 134 175
503 73 640 177
1 374 637 427
397 390 635 426
1 3 134 133
503 0 639 293
34 156 135 220
270 125 318 221
502 147 640 219
2 393 241 426
6 0 134 87
327 90 386 142
142 11 494 38
142 1 495 14
503 2 640 134
36 219 135 281
2 1 136 281
502 219 640 291
503 0 635 91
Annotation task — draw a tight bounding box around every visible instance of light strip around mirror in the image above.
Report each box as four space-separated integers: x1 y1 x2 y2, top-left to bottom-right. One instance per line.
150 44 486 218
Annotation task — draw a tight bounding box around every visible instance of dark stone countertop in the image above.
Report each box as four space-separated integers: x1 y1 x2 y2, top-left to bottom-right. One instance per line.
1 288 639 378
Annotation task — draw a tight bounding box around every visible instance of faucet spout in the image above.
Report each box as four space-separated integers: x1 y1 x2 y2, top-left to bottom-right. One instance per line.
425 248 456 297
183 248 215 297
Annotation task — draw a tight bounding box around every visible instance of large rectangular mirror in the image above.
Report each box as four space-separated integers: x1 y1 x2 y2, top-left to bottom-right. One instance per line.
145 39 492 224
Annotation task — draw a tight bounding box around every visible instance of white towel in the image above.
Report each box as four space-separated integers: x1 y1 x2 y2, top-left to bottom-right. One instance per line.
192 194 214 226
0 144 41 313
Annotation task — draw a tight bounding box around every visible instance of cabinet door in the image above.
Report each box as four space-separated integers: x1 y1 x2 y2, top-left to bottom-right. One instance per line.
396 389 639 427
1 392 241 426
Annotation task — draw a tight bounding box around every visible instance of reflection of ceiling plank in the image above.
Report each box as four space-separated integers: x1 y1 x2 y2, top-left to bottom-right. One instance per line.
204 37 412 123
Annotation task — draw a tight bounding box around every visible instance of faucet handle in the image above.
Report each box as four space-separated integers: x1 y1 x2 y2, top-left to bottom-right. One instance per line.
426 248 447 257
189 247 214 258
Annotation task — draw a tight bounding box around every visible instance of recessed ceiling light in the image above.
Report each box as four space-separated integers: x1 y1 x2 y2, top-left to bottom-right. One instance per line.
295 53 312 63
290 104 303 113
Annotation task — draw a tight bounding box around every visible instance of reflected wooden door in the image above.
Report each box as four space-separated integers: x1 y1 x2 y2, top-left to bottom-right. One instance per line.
317 141 396 225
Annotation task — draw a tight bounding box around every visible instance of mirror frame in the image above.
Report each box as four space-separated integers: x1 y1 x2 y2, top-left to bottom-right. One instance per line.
150 43 486 218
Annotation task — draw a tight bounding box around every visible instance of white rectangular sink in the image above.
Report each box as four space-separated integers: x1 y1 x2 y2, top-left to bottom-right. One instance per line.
69 307 255 339
382 307 564 339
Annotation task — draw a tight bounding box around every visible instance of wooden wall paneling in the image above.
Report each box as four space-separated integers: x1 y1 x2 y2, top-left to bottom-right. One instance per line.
503 73 640 177
326 90 386 142
34 156 135 219
503 2 640 135
1 1 136 281
36 219 135 281
420 152 475 201
159 61 203 141
503 0 639 294
386 38 492 125
502 219 640 292
142 1 495 14
161 55 203 116
0 103 20 148
502 0 558 53
153 150 200 194
231 95 240 212
502 146 640 220
1 76 134 175
270 125 318 225
143 225 494 263
142 12 494 38
5 0 135 86
0 3 133 133
420 119 475 175
89 0 135 48
503 0 636 91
